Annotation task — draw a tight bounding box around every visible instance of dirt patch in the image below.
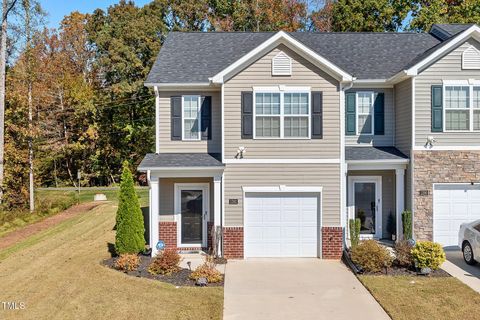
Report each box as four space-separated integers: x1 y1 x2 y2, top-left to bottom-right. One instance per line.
103 256 224 287
362 266 451 277
0 202 99 251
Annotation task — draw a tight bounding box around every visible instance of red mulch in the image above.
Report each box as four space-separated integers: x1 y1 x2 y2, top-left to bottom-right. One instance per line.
0 202 99 251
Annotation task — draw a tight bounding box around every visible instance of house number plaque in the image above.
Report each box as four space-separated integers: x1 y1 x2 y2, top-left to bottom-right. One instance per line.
229 199 239 205
419 190 429 196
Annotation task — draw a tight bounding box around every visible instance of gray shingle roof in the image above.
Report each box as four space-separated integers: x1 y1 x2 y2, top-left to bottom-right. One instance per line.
345 147 408 161
146 31 442 84
138 153 224 170
432 24 474 39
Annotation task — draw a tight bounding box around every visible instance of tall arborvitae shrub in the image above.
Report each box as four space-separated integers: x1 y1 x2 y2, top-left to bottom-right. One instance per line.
115 161 145 254
402 210 413 240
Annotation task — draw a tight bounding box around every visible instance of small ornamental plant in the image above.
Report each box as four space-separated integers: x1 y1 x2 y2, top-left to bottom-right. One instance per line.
115 161 145 254
349 218 361 248
350 240 393 273
114 253 140 272
190 256 223 283
394 240 414 268
411 241 446 271
148 249 181 276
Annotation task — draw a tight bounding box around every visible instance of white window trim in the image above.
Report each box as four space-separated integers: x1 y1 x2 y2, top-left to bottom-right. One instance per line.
252 87 311 140
442 83 480 133
355 91 374 136
181 95 202 141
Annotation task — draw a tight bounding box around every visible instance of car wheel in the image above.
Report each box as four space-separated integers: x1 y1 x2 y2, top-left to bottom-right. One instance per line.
463 242 477 265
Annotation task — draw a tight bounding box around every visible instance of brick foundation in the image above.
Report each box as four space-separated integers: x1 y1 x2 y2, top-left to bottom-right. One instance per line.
159 222 177 250
322 226 343 259
223 227 244 259
413 150 480 240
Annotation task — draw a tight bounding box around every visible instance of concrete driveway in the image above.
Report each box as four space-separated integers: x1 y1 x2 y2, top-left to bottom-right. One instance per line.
443 248 480 293
224 259 390 320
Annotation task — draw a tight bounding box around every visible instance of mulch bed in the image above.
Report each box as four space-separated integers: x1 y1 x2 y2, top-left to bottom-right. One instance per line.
361 265 451 277
102 256 224 287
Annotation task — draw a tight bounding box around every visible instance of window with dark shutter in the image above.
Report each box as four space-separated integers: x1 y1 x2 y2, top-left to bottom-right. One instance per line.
345 92 356 135
431 85 443 132
311 91 323 139
374 93 385 135
201 96 212 140
171 96 182 140
241 91 253 139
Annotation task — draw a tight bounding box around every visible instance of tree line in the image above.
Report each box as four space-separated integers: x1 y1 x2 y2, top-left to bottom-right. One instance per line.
2 0 479 209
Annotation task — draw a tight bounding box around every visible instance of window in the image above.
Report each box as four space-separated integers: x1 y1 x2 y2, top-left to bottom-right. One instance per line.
254 91 310 138
444 85 480 132
182 95 201 140
474 87 480 130
474 223 480 233
357 92 374 135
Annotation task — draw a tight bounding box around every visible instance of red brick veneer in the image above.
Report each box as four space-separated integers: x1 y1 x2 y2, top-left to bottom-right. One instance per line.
322 226 343 259
159 222 177 250
223 227 244 259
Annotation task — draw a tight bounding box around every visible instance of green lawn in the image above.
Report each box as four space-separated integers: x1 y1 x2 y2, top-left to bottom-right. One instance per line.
359 275 480 320
0 202 223 320
0 187 148 237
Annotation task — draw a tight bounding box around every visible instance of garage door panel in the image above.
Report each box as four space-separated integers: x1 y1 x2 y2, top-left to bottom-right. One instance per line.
244 193 320 258
434 184 480 247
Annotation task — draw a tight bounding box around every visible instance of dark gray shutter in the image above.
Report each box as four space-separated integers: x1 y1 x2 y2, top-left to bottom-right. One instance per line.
374 93 385 135
201 96 212 140
171 96 182 140
311 91 323 139
345 92 356 135
431 85 443 132
241 91 253 139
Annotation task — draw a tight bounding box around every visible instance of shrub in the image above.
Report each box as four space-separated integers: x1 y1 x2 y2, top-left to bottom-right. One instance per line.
148 249 181 275
349 218 361 248
350 240 393 273
394 240 414 267
114 253 140 272
402 210 413 240
115 161 145 254
190 262 223 283
411 241 446 270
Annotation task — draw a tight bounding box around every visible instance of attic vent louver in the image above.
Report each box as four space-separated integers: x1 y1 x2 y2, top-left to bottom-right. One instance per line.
272 51 292 76
462 46 480 70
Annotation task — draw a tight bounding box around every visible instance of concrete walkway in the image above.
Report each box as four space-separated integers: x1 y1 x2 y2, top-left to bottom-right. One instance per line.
224 259 390 320
444 249 480 293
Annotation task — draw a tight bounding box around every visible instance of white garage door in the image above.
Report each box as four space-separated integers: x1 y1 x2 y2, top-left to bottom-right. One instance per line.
434 184 480 247
244 193 319 258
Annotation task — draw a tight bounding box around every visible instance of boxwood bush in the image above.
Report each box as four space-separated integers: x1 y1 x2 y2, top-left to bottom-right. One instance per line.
350 240 393 272
411 241 446 270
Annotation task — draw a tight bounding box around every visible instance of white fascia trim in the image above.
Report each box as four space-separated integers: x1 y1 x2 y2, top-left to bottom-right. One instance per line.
387 70 410 85
347 162 408 171
210 31 353 84
154 86 160 153
405 25 480 75
242 185 323 193
352 79 393 88
145 82 213 87
346 159 409 164
442 79 480 85
413 145 480 151
224 159 341 164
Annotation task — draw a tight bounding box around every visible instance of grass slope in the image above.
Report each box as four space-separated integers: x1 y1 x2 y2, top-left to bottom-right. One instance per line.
0 203 223 320
359 275 480 320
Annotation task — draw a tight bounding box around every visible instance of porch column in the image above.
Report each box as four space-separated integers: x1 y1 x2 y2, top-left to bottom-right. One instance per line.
395 168 405 241
150 176 160 256
213 175 222 256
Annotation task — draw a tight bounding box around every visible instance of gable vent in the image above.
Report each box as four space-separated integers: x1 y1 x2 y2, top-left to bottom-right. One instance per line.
272 51 292 76
462 46 480 70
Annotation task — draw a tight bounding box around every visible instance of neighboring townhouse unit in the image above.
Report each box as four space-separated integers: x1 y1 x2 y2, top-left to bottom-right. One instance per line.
139 24 480 259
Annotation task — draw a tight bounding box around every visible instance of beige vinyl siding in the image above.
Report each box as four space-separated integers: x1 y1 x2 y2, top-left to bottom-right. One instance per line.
223 163 341 226
394 79 412 155
348 170 396 239
223 44 341 159
345 88 395 146
415 38 480 146
158 91 221 153
158 177 214 222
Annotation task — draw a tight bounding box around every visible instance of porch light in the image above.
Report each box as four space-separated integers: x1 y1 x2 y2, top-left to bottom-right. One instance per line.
424 136 436 149
236 146 246 159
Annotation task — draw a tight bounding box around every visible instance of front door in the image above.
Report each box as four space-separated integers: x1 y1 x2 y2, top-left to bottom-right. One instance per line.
181 190 203 244
348 176 382 239
175 183 209 248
